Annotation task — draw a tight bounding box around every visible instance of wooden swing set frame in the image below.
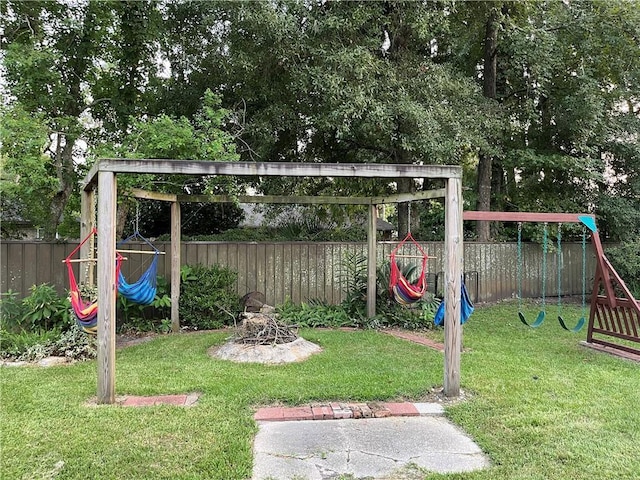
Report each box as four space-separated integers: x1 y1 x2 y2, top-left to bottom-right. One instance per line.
464 211 640 360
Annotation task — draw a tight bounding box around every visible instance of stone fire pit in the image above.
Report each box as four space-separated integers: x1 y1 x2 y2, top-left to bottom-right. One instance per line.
208 311 322 364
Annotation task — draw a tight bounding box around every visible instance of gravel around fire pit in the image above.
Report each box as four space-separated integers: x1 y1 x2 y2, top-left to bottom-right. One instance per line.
208 337 322 364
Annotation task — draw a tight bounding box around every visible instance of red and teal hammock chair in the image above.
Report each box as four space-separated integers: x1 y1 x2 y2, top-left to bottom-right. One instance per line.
389 232 429 305
64 228 123 334
117 231 159 306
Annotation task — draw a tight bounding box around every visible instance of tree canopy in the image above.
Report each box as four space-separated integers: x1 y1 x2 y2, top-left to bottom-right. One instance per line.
2 0 638 240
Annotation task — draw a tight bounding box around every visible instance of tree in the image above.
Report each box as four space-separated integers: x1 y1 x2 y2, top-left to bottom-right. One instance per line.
445 0 640 240
0 106 53 237
177 1 500 236
101 90 244 237
1 1 159 238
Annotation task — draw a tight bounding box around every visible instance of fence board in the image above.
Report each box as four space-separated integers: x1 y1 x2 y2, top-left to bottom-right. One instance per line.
1 240 597 306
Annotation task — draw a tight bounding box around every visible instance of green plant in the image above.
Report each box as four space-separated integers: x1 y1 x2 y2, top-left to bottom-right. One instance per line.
0 290 24 331
0 323 96 362
50 324 97 360
21 284 71 332
0 329 60 360
277 299 359 329
338 250 368 316
117 276 171 333
179 264 240 330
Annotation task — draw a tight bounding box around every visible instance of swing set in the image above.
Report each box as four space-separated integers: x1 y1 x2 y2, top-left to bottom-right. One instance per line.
515 221 588 332
465 210 640 359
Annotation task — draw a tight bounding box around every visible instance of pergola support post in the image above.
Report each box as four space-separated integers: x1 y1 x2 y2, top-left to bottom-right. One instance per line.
171 201 181 333
79 189 96 285
96 171 117 404
367 203 378 318
443 177 463 397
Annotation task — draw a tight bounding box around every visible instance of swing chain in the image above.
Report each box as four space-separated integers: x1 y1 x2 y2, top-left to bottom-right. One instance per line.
581 225 587 316
541 223 548 308
517 222 523 306
557 223 563 313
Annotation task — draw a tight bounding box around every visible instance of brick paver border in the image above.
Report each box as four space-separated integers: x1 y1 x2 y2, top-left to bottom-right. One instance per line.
254 401 443 422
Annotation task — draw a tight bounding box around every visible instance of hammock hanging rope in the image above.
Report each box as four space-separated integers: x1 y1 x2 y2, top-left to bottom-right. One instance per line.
116 231 159 305
389 232 429 305
64 228 123 334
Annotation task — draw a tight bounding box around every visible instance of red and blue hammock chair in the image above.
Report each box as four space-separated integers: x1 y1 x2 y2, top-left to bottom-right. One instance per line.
389 232 429 305
117 231 159 306
64 228 123 334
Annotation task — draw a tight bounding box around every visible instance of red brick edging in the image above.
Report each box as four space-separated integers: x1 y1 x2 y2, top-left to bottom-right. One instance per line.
255 401 423 422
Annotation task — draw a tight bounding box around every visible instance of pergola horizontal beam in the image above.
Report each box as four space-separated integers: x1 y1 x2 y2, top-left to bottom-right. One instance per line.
83 160 462 190
129 189 178 202
463 211 595 224
129 188 446 205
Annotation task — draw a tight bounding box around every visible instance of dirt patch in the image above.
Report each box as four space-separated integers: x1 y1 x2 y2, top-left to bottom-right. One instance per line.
116 333 158 349
418 385 473 406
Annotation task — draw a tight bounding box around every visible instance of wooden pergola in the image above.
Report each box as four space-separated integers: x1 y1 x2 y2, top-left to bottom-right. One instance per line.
81 160 464 404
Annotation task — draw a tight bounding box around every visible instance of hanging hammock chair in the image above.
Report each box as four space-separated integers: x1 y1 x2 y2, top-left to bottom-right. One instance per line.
389 232 429 305
117 231 159 306
433 281 475 326
64 228 123 334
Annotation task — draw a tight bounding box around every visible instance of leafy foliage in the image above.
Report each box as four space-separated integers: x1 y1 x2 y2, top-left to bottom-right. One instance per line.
606 242 640 298
109 90 244 237
20 284 71 333
277 299 358 329
0 290 24 331
117 276 172 334
0 284 96 361
0 324 96 362
178 264 240 330
0 329 60 360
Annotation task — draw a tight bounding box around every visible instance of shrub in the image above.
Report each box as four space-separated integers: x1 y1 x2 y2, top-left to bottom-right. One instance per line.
50 324 97 360
277 299 360 328
0 290 24 332
21 284 71 332
179 264 240 330
117 276 172 333
0 324 97 362
0 329 59 360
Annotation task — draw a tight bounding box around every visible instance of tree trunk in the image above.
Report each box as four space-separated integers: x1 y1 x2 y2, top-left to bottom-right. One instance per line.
44 135 76 240
116 201 130 239
476 7 499 241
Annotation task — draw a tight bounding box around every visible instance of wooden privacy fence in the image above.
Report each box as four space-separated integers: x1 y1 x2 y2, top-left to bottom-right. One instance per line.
2 240 596 305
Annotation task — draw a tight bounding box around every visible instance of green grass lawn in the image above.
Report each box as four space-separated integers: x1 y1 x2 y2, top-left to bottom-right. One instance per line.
1 303 639 480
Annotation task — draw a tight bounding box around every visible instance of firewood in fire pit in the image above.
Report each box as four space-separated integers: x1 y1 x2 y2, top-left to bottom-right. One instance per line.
235 312 298 345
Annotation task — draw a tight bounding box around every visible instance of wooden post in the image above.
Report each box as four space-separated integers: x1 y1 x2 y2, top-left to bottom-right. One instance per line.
97 171 117 404
79 189 96 285
171 201 181 333
367 203 377 318
443 177 463 397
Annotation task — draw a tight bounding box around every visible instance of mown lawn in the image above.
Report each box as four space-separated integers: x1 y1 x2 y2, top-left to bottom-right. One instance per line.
1 303 639 480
